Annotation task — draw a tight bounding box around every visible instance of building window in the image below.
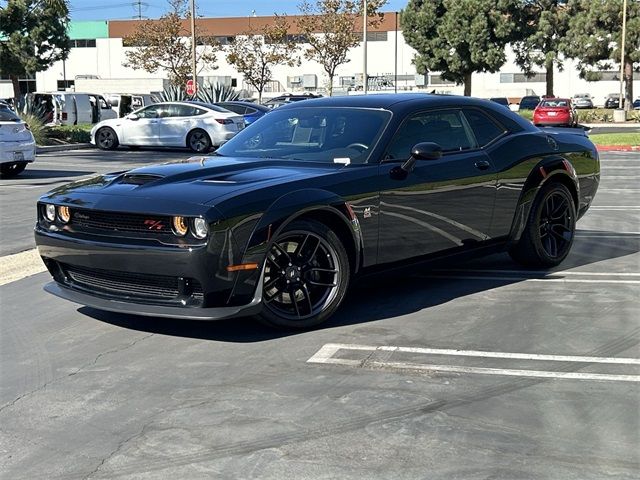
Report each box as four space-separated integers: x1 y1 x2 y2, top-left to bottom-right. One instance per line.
265 34 308 44
429 74 454 85
355 31 388 41
500 72 545 83
57 80 75 90
70 39 96 48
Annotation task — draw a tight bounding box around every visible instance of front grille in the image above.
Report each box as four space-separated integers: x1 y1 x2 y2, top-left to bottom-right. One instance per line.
71 209 172 234
62 264 203 305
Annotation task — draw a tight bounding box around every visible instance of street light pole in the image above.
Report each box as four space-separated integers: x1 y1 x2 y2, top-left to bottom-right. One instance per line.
190 0 197 92
363 0 367 94
619 0 627 110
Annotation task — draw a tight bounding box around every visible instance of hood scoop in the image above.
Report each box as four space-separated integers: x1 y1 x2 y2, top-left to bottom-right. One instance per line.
120 173 164 185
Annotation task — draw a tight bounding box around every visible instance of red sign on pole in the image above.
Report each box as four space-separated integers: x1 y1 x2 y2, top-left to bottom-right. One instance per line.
186 79 196 96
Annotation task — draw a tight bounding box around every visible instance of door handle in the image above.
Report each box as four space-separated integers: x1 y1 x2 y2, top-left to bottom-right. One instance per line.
474 160 491 170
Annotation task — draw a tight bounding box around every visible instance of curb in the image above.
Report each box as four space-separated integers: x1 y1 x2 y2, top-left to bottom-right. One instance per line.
584 123 640 129
596 145 640 152
36 143 93 153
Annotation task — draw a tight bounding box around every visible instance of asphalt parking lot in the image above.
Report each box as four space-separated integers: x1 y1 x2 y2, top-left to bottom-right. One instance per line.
1 148 638 479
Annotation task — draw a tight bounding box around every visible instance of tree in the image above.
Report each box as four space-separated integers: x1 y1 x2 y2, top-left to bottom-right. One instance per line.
401 0 518 96
297 0 386 96
0 0 70 101
562 0 640 110
226 15 300 102
123 0 218 87
512 1 569 97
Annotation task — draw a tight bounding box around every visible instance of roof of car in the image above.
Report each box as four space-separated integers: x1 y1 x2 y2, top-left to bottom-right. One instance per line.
218 101 270 112
275 93 536 132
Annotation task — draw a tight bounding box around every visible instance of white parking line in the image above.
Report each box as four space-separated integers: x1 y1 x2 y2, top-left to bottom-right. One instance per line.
419 274 640 284
589 206 640 210
434 269 640 277
308 344 640 383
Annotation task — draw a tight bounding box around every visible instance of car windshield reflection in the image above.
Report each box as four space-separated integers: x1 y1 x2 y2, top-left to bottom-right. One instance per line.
216 107 391 164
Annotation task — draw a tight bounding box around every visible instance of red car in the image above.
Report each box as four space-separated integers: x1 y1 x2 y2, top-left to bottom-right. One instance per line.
533 98 577 127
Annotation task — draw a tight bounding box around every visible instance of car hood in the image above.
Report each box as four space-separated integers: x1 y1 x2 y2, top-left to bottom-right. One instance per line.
44 156 346 212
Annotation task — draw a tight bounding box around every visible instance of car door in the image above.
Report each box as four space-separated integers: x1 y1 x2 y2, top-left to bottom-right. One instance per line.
120 104 161 145
156 103 207 146
377 108 498 264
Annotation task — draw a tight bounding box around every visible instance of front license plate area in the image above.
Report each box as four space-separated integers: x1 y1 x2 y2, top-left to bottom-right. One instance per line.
13 151 24 161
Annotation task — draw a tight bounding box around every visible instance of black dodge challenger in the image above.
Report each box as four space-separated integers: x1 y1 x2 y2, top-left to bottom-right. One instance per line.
35 94 600 328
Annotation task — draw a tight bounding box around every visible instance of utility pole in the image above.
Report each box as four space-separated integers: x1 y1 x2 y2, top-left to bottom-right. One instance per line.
363 0 367 94
619 0 628 110
190 0 197 91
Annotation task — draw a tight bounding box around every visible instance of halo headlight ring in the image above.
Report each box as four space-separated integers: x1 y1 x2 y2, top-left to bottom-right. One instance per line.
192 217 209 239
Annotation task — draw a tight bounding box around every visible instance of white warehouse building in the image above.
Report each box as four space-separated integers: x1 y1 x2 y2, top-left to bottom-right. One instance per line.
2 14 637 106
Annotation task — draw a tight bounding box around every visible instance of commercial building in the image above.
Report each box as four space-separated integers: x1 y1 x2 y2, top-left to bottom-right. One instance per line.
2 14 637 106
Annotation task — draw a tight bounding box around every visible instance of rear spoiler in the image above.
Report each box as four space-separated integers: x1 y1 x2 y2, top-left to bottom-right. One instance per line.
538 126 590 137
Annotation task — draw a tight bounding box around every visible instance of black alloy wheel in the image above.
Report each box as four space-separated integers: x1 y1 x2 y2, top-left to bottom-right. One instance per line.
96 127 119 150
259 220 350 329
187 129 212 153
509 182 576 267
0 161 27 178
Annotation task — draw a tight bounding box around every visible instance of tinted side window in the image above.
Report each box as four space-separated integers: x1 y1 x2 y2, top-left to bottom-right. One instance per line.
386 110 473 159
463 109 506 147
220 104 246 114
136 105 159 118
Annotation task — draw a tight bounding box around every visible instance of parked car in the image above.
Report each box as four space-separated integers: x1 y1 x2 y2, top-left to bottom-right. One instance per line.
0 107 36 178
263 93 322 109
25 92 103 125
215 101 270 125
103 93 156 118
572 93 594 109
91 101 244 152
489 97 510 108
533 98 577 127
633 98 640 110
604 94 620 109
519 95 541 110
36 94 600 329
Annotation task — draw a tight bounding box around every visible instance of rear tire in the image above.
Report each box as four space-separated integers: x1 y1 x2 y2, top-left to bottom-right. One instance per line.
187 129 212 153
509 182 576 267
258 219 350 329
0 162 27 178
95 127 119 150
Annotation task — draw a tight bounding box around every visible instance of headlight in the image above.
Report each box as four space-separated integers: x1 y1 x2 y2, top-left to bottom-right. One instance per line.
58 206 71 223
44 204 56 222
172 216 188 236
192 217 209 239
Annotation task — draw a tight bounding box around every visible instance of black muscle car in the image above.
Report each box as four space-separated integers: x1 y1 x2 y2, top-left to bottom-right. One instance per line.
35 94 600 328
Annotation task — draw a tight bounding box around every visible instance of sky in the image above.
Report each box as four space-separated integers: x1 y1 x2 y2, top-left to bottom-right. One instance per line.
68 0 409 21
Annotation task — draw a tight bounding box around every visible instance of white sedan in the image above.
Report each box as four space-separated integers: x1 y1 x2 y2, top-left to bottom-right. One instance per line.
90 101 244 153
0 107 36 178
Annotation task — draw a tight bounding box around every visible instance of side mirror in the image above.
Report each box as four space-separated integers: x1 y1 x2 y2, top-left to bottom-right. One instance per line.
401 142 443 172
126 113 139 120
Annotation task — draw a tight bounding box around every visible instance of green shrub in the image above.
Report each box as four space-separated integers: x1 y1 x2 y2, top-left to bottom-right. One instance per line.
45 125 91 143
19 113 48 145
518 110 533 121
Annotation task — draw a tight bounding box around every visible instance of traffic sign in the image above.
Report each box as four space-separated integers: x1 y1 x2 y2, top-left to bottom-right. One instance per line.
186 79 196 96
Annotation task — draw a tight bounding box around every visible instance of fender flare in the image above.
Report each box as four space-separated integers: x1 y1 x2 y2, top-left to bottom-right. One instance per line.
508 155 579 244
227 189 364 304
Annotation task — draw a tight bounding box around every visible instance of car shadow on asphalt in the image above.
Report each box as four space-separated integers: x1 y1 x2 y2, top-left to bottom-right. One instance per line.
82 228 640 342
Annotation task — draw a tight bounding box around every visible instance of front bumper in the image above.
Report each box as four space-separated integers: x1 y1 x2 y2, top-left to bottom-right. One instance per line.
44 279 262 320
36 226 264 320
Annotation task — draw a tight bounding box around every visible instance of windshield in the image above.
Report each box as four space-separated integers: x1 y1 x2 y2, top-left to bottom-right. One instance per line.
0 109 20 121
216 107 391 164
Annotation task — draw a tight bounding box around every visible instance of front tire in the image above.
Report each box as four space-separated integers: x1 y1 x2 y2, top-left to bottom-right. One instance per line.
509 182 576 267
258 220 350 329
187 129 212 153
0 162 27 178
95 127 119 150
